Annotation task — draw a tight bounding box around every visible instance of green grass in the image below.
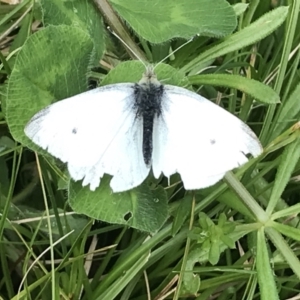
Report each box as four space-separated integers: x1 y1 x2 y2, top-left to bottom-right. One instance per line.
1 0 300 299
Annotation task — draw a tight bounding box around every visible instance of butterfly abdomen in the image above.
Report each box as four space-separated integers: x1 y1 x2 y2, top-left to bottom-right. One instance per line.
134 82 164 165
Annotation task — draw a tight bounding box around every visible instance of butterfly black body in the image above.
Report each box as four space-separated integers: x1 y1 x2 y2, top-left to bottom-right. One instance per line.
133 74 164 165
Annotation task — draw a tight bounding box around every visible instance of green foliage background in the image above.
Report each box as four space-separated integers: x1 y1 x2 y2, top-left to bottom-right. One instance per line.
0 0 300 299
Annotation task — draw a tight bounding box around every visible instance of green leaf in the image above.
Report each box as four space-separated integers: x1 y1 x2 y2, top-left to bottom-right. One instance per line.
23 209 89 243
182 223 258 295
266 137 300 214
182 245 202 295
220 235 235 249
272 82 300 140
99 252 150 299
6 25 94 147
209 235 220 265
9 14 32 53
233 3 249 17
191 213 236 266
217 189 255 220
183 6 289 74
266 227 300 280
256 228 279 300
218 213 227 227
189 74 280 104
182 223 255 295
271 203 300 220
69 178 168 233
172 194 193 236
0 136 15 151
270 221 300 242
199 212 214 228
109 0 236 43
224 172 268 223
101 61 188 87
41 0 105 61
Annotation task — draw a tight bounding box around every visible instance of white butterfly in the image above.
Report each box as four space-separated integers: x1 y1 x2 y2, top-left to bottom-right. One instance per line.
24 66 262 192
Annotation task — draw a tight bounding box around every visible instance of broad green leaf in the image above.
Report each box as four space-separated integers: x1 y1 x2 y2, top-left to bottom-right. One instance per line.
69 178 168 233
183 6 289 74
109 0 236 43
266 137 300 214
6 25 94 147
41 0 105 61
189 74 280 104
256 228 279 300
101 61 188 87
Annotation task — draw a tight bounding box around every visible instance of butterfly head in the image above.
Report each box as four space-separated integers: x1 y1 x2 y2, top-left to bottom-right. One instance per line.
138 66 161 86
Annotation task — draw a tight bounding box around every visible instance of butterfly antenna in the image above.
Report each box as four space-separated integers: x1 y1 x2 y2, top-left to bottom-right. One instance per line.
107 26 148 69
154 35 199 70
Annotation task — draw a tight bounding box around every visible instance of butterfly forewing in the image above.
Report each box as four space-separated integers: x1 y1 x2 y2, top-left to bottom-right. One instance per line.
152 85 262 190
25 84 150 191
